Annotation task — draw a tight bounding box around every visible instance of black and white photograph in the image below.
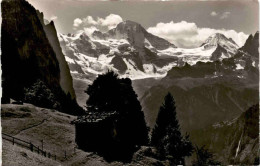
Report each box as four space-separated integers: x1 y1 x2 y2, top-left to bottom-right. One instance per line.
0 0 259 165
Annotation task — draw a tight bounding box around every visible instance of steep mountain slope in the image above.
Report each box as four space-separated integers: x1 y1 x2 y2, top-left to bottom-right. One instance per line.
1 0 58 102
37 11 76 99
140 32 259 131
190 104 259 165
1 0 82 115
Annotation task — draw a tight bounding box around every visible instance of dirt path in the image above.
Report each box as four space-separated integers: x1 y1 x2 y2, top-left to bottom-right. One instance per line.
14 116 52 137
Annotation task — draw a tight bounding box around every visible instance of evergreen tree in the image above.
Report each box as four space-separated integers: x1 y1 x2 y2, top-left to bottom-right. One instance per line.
85 70 149 160
151 92 193 164
151 92 178 146
192 145 221 166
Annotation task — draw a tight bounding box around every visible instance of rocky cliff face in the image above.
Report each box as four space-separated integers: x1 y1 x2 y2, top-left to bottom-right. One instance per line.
1 0 82 114
37 11 76 99
1 0 60 102
240 31 259 57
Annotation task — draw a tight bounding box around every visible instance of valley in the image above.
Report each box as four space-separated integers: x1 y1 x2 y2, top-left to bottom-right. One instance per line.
1 0 259 165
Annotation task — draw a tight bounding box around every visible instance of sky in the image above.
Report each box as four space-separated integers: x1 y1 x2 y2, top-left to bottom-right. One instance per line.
11 0 260 47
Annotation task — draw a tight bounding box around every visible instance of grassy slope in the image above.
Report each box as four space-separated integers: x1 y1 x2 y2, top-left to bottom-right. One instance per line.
2 140 60 166
1 103 116 165
1 104 168 166
1 104 77 159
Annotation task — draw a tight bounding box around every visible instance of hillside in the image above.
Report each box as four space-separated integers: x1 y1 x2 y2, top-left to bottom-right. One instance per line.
2 140 60 166
1 103 110 165
1 103 169 165
190 104 259 165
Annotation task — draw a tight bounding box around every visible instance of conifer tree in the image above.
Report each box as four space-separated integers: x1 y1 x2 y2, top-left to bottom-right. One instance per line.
151 92 178 146
151 92 193 164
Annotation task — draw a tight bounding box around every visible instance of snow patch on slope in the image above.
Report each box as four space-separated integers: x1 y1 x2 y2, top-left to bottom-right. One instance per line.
158 46 216 65
236 64 244 70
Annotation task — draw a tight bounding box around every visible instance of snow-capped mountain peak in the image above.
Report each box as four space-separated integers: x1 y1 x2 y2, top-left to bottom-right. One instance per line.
92 20 177 50
201 33 239 51
200 33 239 60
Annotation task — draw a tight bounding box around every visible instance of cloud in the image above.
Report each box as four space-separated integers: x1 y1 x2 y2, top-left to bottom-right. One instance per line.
210 11 218 16
83 16 98 25
147 21 248 48
210 11 231 19
96 14 123 30
220 12 231 19
73 14 123 32
73 18 83 27
83 26 99 36
50 15 58 21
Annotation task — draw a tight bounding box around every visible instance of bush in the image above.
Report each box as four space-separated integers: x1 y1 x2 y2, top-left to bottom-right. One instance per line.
24 80 60 109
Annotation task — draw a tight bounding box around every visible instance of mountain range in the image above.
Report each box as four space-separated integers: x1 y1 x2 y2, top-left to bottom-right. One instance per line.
59 20 241 81
57 19 258 132
140 31 259 130
59 21 259 164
